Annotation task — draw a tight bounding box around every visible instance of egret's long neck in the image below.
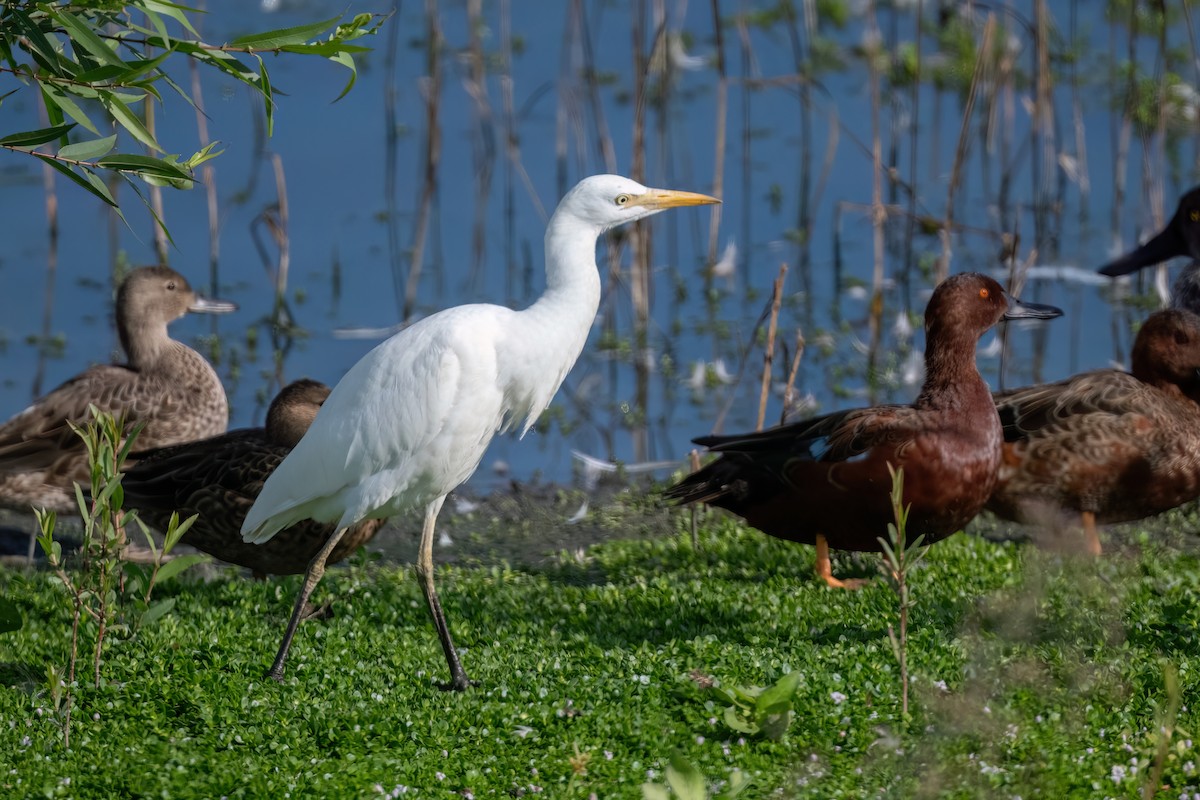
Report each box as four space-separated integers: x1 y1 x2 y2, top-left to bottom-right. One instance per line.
521 210 604 359
499 209 606 434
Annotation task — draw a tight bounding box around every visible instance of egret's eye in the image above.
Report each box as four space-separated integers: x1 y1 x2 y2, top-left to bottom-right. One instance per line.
615 194 631 207
979 288 990 299
1190 209 1199 222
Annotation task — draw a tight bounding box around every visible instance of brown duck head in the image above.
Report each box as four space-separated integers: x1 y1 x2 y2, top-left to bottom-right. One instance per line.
117 266 237 368
265 379 332 447
1130 308 1200 402
920 273 1062 394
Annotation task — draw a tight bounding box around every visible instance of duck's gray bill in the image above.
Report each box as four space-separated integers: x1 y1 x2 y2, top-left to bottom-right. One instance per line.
189 295 238 314
1001 294 1063 321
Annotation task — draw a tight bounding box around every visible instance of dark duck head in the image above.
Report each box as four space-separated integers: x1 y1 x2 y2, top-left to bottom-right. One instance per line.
1099 187 1200 314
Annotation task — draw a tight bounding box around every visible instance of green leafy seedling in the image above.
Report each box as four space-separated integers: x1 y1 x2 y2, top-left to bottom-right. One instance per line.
711 669 803 741
642 752 749 799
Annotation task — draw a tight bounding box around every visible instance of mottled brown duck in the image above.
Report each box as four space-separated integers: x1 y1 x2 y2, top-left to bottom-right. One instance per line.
0 266 235 517
122 379 386 575
988 308 1200 554
666 273 1063 588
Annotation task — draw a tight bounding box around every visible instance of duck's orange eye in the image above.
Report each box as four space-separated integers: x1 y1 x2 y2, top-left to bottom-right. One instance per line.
979 288 990 299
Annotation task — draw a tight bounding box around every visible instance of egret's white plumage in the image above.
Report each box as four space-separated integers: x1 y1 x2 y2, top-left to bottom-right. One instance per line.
241 174 718 689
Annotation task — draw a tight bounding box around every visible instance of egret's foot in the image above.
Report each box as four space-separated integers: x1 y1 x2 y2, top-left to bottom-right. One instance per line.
267 667 286 683
301 599 334 621
436 674 478 692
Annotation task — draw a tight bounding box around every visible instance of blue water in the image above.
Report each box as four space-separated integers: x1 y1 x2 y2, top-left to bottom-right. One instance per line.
0 1 1195 490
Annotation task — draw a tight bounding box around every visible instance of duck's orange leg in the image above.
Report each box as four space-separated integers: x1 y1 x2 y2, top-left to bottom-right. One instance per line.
1081 511 1102 556
815 534 869 590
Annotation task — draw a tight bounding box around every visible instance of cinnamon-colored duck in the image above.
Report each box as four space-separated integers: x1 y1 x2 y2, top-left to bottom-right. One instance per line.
121 379 386 576
666 273 1063 588
1099 186 1200 312
988 308 1200 554
0 266 235 515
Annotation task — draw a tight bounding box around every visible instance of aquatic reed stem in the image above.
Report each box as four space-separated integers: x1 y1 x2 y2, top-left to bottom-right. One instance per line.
780 328 805 426
706 0 728 290
940 14 996 283
405 0 444 322
383 0 403 317
757 264 787 432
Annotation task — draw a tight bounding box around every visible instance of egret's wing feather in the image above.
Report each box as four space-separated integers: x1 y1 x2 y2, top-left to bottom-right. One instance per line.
241 308 506 543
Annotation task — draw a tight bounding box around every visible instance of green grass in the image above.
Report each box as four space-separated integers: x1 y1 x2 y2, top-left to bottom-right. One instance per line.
2 507 1200 798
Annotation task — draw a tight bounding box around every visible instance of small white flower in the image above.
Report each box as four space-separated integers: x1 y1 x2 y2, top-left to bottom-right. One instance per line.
830 691 847 705
1111 764 1127 784
436 772 446 781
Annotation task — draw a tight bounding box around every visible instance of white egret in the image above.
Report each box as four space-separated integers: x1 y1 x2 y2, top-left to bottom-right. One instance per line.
241 174 719 690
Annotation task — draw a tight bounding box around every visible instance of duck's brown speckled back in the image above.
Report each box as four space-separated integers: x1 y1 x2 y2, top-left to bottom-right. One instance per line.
0 266 234 513
989 308 1200 526
122 379 385 575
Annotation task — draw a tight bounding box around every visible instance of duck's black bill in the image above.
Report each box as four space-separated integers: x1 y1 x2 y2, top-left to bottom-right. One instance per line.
189 295 238 314
1098 224 1187 277
1001 295 1063 321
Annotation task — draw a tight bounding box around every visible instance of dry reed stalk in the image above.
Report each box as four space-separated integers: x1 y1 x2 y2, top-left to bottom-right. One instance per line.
270 154 290 320
404 0 444 322
900 0 923 314
384 0 403 316
33 92 59 402
756 264 787 432
188 57 221 302
865 0 885 404
1066 0 1090 221
938 14 996 284
630 0 651 462
689 448 702 549
780 328 805 426
465 0 496 293
1148 9 1169 303
578 1 617 174
705 0 728 291
1032 0 1059 257
736 14 755 290
142 80 168 264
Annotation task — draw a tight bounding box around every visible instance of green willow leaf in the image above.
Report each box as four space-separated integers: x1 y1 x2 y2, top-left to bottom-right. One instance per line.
327 50 357 102
96 153 192 180
47 8 126 67
35 154 117 206
98 90 161 152
0 123 75 147
258 57 273 136
229 16 339 49
12 7 65 72
57 134 116 161
42 85 100 134
141 0 200 37
74 50 172 85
